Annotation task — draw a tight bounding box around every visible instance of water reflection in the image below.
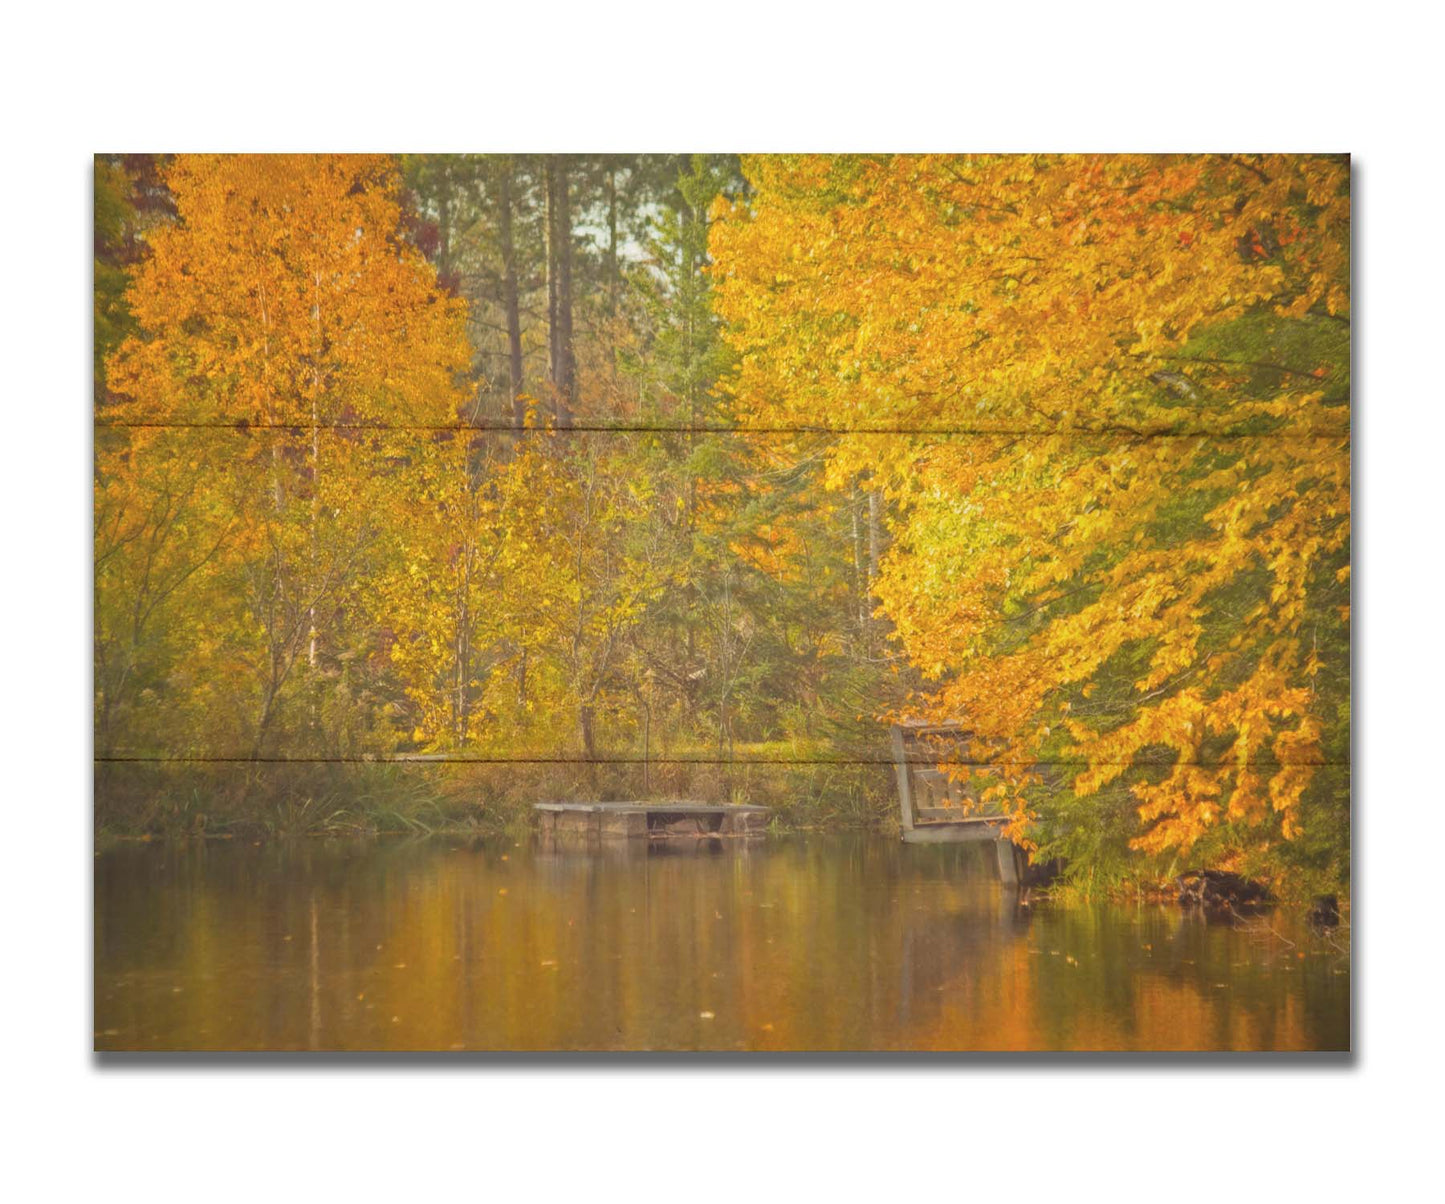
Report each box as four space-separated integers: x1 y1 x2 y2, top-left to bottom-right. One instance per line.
94 835 1349 1051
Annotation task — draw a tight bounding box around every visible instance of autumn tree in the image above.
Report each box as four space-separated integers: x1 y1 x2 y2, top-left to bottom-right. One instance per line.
712 154 1350 885
103 154 470 757
611 156 909 760
94 155 173 403
377 434 550 748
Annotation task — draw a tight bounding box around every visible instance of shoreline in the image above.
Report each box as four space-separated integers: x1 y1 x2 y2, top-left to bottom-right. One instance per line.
93 825 1350 911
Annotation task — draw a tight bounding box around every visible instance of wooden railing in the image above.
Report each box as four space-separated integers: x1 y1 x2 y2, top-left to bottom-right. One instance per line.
890 722 1011 855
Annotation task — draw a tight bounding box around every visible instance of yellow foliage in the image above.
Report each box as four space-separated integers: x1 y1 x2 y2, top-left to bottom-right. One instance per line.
712 154 1350 859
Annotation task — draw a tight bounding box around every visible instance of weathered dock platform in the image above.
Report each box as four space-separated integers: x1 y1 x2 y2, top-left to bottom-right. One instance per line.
534 801 770 839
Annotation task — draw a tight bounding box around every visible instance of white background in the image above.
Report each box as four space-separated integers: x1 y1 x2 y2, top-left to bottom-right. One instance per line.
1 3 1440 1199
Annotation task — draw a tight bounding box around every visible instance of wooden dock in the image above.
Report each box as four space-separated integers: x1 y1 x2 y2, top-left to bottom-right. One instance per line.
534 801 770 839
891 721 1023 884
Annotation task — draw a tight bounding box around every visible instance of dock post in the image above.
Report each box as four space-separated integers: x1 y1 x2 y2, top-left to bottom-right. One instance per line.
995 838 1019 886
891 725 915 834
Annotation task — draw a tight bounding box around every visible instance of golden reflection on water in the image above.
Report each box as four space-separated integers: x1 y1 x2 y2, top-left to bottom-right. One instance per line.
94 835 1350 1052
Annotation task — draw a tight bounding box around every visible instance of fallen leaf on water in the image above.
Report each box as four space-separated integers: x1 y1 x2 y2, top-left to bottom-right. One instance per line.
699 1011 715 1020
498 888 508 896
394 963 407 970
391 1016 400 1024
761 1023 774 1032
541 959 557 968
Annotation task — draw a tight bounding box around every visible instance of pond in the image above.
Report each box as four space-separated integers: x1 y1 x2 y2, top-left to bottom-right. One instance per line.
94 834 1350 1052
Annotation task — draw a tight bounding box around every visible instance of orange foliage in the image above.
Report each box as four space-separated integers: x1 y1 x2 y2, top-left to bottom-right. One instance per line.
711 154 1350 859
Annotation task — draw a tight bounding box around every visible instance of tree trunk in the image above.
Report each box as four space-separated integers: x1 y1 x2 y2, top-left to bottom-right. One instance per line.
867 489 882 585
308 267 323 672
546 160 559 414
851 484 867 631
545 156 575 427
578 702 596 760
497 160 525 429
437 176 452 286
606 164 619 318
455 540 471 745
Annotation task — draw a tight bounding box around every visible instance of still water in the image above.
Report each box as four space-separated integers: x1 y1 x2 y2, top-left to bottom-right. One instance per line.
95 835 1350 1052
